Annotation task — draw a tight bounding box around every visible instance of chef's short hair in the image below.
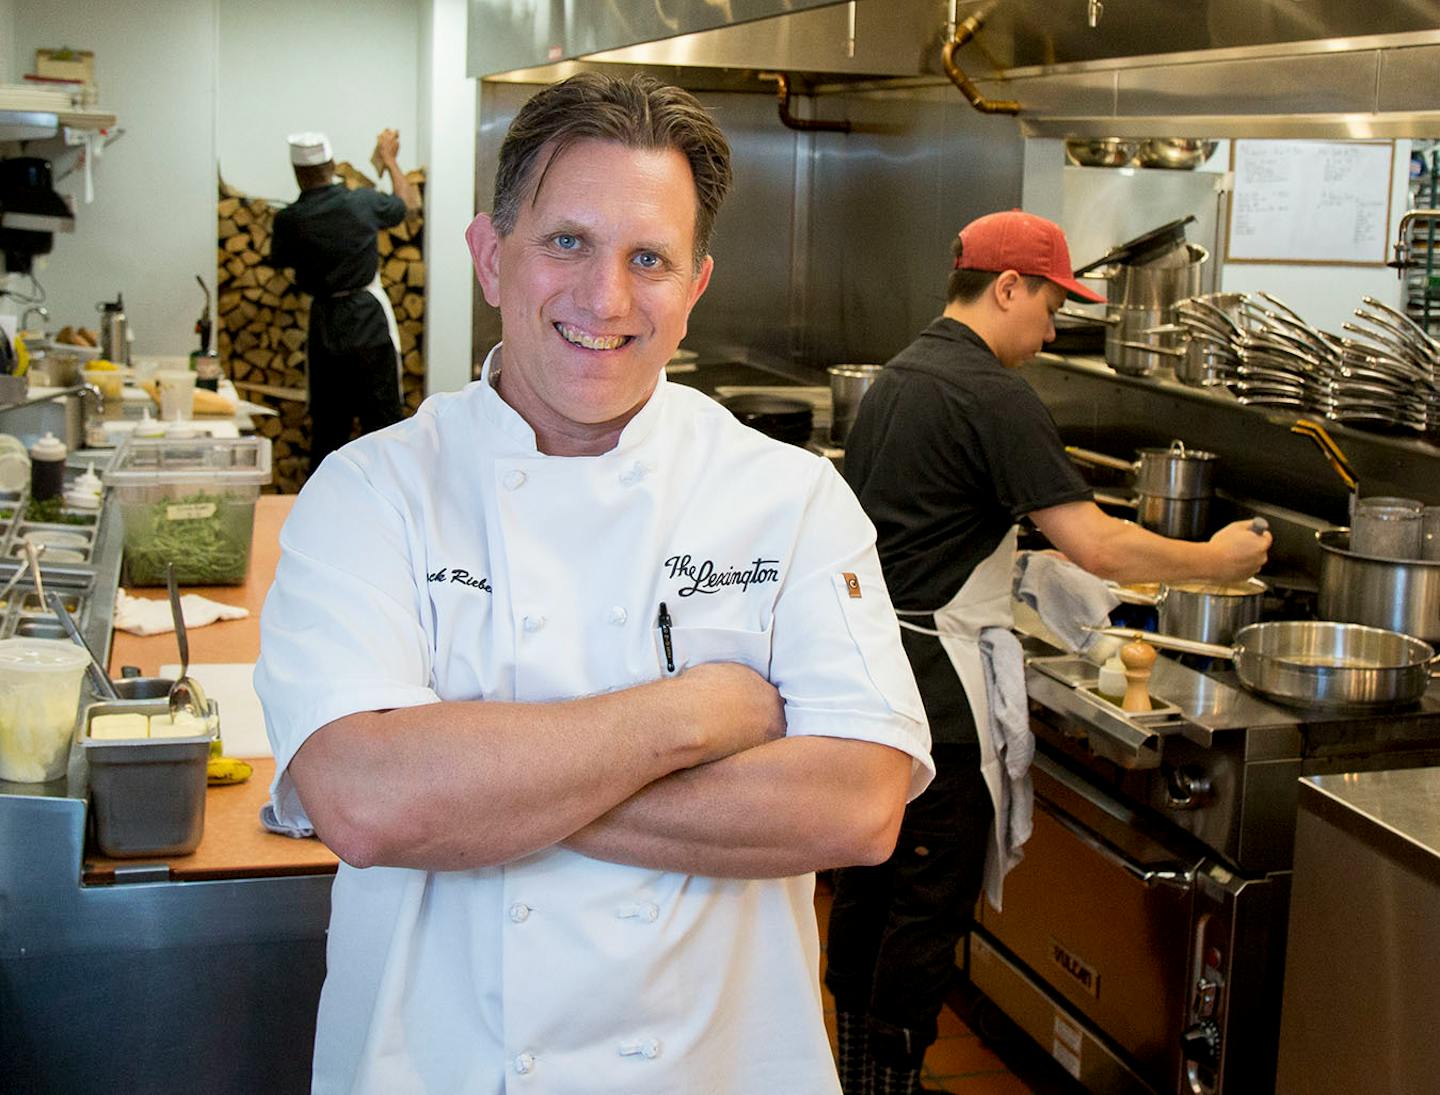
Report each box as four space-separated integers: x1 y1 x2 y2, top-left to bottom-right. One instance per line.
490 72 732 272
294 161 334 190
947 236 1048 303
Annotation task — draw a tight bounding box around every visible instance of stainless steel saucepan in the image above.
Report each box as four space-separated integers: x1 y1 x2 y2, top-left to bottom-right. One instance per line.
1094 620 1440 710
1112 577 1267 645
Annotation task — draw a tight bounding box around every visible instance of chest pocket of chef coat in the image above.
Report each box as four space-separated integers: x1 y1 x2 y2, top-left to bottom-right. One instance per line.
656 624 774 679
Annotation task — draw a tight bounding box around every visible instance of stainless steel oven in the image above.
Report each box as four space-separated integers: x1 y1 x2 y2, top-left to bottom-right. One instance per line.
969 642 1440 1094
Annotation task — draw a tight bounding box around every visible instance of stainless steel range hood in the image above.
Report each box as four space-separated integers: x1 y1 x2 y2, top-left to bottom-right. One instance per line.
469 0 1440 138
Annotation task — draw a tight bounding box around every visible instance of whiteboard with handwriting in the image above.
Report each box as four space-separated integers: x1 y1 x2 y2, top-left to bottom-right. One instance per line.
1227 140 1394 264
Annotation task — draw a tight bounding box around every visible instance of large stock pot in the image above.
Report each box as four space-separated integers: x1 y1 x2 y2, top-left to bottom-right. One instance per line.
1317 529 1440 642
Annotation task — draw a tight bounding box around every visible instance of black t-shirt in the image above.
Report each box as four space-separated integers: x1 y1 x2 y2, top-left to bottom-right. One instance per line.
271 184 407 352
842 317 1092 742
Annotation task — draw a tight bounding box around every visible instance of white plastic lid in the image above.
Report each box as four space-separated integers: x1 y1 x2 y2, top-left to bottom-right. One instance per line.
0 637 92 672
74 463 102 491
133 409 166 439
0 450 28 492
29 431 66 460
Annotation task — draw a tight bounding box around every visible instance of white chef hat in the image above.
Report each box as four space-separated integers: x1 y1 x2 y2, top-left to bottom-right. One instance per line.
287 132 333 166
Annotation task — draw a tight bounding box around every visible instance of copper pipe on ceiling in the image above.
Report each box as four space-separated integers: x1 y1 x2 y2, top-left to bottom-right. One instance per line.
942 4 1021 116
758 72 853 134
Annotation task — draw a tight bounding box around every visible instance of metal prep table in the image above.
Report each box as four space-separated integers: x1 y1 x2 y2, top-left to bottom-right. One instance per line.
1275 767 1440 1095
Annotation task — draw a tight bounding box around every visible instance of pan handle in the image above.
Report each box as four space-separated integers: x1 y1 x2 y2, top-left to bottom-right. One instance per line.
1065 445 1137 473
1104 580 1160 606
1085 625 1234 660
1117 340 1186 359
1058 307 1120 327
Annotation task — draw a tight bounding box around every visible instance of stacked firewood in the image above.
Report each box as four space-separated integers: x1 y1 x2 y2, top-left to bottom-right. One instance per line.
214 164 427 493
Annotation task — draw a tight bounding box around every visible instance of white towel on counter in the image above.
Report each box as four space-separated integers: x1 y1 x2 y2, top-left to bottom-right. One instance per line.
1013 550 1120 657
979 626 1034 878
112 588 249 636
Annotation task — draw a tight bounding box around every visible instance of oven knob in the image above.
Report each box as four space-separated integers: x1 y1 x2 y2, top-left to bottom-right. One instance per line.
1180 1020 1220 1067
1165 765 1214 809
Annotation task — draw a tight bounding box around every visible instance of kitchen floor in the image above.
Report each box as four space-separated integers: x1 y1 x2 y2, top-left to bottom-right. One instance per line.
815 877 1083 1095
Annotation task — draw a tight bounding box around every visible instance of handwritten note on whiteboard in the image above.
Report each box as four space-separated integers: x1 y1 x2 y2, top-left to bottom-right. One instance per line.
1227 140 1394 265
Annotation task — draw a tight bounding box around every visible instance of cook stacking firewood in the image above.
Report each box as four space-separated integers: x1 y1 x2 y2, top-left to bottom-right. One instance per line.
823 209 1272 1095
270 129 421 470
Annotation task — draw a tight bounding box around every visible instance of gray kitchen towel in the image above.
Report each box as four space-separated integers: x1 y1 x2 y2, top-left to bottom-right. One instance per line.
980 626 1033 876
260 801 315 839
1013 550 1120 655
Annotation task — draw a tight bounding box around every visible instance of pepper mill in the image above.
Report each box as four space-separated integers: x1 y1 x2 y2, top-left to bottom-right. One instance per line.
1120 639 1157 713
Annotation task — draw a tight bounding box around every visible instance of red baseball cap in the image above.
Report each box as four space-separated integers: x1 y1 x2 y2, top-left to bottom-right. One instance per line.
955 209 1104 303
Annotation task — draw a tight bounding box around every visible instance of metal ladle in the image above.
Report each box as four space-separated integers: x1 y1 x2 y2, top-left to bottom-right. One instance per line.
166 562 209 720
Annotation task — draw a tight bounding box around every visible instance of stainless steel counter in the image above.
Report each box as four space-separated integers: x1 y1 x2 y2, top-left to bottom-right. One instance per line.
1275 767 1440 1093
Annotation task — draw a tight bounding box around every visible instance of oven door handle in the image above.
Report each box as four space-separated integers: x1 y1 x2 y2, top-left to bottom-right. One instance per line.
1043 799 1198 891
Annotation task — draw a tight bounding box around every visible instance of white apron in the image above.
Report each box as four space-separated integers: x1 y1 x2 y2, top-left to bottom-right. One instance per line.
898 526 1018 910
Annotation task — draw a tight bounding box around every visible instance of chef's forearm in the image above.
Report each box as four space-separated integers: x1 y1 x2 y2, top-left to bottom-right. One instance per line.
560 736 912 878
287 663 782 871
291 688 700 870
384 157 422 213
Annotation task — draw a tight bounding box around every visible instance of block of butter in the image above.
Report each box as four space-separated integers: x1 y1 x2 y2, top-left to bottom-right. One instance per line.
149 710 211 738
90 713 151 740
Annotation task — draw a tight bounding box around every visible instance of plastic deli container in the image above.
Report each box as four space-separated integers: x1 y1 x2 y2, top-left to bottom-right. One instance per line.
0 638 91 783
82 699 218 857
103 435 272 586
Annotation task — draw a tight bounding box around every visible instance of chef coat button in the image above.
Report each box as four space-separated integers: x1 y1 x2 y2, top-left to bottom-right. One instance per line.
643 902 659 922
619 461 650 486
608 606 628 626
641 1039 661 1059
514 1052 535 1075
509 902 531 923
523 614 545 633
503 470 527 491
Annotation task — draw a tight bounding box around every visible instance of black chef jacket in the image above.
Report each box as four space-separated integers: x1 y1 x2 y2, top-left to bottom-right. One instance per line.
843 316 1093 743
271 184 407 352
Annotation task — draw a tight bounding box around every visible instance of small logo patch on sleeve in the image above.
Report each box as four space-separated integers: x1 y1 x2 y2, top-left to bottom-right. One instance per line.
842 572 862 598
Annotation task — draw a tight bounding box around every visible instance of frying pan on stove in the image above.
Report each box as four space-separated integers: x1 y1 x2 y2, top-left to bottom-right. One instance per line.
1094 620 1439 710
717 393 814 446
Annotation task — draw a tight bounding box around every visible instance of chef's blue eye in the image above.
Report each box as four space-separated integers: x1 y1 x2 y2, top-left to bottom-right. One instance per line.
634 251 662 269
554 234 579 250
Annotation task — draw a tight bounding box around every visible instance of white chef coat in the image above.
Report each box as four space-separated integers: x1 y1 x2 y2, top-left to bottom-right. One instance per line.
256 345 933 1095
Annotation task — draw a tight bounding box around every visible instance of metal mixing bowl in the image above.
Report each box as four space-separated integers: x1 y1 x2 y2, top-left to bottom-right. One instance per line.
1065 139 1139 167
1136 138 1219 170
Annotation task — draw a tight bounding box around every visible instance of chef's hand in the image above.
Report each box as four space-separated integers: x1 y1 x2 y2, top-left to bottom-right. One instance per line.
1206 519 1272 581
372 129 400 172
676 662 786 764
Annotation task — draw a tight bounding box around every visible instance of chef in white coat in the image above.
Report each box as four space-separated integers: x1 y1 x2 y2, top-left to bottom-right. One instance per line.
256 72 934 1094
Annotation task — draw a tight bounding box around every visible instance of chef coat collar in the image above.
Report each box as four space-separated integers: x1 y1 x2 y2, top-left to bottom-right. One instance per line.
476 343 668 456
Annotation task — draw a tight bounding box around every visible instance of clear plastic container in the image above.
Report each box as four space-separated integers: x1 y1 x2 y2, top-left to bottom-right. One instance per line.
0 638 91 783
103 435 272 586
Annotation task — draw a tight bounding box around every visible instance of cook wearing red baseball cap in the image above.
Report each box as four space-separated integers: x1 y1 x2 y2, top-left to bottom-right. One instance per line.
824 206 1270 1095
955 208 1105 304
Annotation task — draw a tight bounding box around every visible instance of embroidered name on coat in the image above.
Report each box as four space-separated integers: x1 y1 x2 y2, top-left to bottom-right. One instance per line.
428 568 492 592
664 554 780 597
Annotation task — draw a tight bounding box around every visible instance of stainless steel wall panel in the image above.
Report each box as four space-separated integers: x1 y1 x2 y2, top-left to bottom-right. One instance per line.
1377 43 1440 113
803 88 1024 367
1114 51 1381 117
688 92 799 362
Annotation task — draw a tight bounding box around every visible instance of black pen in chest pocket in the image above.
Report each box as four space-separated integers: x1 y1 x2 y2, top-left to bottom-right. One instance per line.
656 601 675 674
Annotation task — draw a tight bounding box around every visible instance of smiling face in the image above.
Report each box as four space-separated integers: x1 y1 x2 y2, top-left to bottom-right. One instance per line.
466 139 714 455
